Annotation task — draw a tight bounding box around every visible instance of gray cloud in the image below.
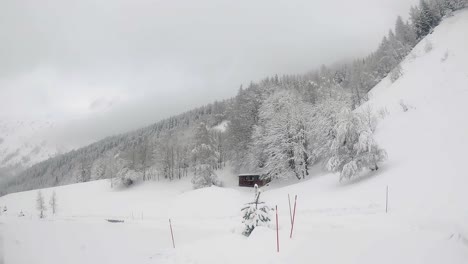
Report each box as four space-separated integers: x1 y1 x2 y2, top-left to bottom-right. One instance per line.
0 0 418 146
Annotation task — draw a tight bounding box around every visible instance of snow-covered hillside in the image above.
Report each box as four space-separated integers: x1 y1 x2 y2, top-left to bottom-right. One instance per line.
1 8 468 264
359 7 468 215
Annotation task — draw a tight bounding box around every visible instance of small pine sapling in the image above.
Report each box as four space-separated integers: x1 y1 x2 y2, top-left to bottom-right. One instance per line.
36 191 46 218
241 187 272 236
49 191 57 215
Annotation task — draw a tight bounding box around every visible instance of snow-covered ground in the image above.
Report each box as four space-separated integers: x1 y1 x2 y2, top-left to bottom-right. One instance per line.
2 9 468 264
0 223 3 264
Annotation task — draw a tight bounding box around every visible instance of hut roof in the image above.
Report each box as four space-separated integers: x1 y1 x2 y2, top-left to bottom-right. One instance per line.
238 173 261 177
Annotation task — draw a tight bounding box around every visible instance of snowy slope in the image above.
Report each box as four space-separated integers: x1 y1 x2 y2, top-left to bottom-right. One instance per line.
2 9 468 264
358 8 468 216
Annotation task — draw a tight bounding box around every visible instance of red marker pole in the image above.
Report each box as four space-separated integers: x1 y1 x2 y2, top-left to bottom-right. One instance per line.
276 205 279 253
290 195 297 239
169 219 175 248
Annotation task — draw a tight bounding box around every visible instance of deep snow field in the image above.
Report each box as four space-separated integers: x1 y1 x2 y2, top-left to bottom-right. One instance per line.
1 9 468 264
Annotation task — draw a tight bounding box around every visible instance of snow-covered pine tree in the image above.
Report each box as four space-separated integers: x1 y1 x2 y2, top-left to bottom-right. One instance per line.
395 16 417 53
191 122 221 189
49 191 57 215
326 108 387 181
411 0 440 39
241 188 272 236
444 0 468 12
36 190 46 218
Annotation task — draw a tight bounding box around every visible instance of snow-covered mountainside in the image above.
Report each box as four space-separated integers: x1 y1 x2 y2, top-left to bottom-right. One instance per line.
0 119 68 173
358 7 468 214
1 8 468 264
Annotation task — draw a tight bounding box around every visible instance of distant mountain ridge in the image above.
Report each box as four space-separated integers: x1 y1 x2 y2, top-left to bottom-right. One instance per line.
0 119 69 177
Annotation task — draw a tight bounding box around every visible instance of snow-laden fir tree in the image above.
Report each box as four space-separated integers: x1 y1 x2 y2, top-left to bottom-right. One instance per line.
36 190 46 218
241 187 272 236
395 16 417 53
191 122 221 189
327 108 387 181
49 191 57 215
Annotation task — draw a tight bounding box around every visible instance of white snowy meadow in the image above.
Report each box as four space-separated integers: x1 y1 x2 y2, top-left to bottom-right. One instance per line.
1 1 468 263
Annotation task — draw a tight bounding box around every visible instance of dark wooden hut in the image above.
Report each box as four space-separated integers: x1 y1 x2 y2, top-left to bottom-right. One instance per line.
238 173 270 187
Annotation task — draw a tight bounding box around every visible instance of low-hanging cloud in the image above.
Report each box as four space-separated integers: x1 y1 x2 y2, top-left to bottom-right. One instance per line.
0 0 418 147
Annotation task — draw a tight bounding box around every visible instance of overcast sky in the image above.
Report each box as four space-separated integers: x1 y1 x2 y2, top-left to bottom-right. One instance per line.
0 0 418 146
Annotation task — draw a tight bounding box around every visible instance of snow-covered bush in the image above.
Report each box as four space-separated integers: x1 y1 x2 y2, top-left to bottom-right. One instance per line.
441 50 449 62
399 100 409 112
111 169 141 187
241 189 272 236
424 40 433 53
327 109 387 181
378 107 389 119
191 164 221 189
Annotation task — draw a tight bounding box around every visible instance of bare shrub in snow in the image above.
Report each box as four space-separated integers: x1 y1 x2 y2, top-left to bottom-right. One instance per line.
327 109 387 181
241 188 272 236
49 191 57 215
390 64 403 83
36 190 46 218
378 107 389 119
399 100 409 112
441 50 449 62
361 105 378 132
424 40 433 53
